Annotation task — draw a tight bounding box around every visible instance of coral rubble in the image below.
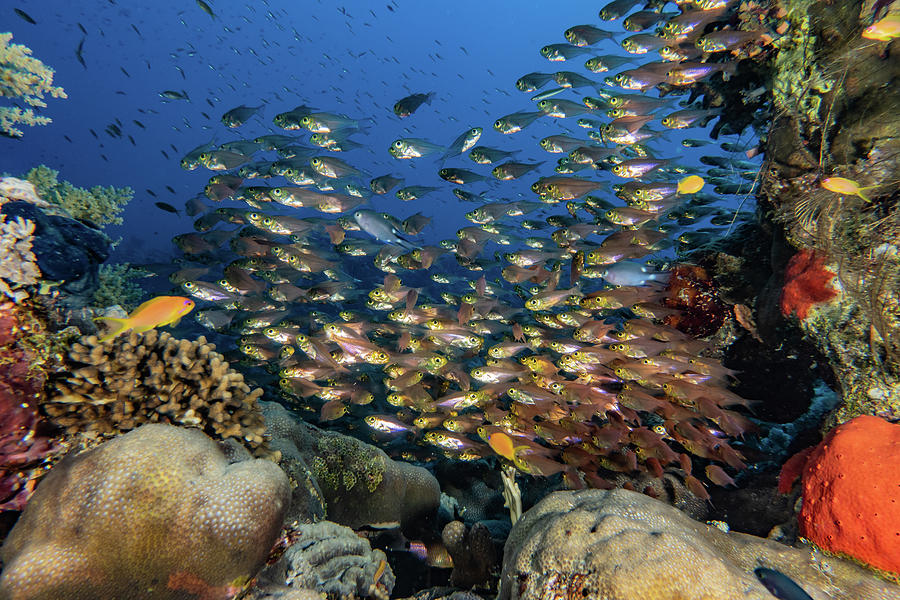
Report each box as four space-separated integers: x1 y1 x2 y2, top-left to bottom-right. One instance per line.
0 33 67 138
499 488 900 600
44 330 269 454
0 423 290 600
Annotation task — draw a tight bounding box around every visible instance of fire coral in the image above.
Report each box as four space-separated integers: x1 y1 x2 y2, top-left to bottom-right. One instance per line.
780 250 838 319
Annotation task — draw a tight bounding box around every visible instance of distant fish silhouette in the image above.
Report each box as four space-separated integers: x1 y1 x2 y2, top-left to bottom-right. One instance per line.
754 567 814 600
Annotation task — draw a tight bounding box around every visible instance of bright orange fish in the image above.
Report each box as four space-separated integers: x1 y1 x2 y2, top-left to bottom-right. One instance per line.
96 295 195 342
488 432 527 462
862 14 900 41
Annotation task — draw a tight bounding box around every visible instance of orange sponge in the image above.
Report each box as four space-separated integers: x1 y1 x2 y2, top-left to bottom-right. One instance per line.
798 415 900 576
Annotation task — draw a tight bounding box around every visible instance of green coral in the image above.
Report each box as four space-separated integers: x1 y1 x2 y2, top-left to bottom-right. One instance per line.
0 32 67 137
24 165 132 226
92 263 146 311
312 434 386 494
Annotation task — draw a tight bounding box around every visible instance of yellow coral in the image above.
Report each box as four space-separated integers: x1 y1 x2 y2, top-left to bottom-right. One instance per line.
25 165 132 226
0 32 66 137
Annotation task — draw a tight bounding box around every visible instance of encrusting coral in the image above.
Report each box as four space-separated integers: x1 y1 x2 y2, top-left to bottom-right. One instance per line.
499 488 900 600
24 165 132 226
0 215 40 302
0 423 290 600
0 32 67 138
44 330 270 454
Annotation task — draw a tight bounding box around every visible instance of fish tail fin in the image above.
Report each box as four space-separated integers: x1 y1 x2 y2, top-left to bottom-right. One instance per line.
93 317 131 342
426 92 436 103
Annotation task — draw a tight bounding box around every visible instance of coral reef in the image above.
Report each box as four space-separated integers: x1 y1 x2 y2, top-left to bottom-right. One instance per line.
790 416 899 577
261 402 440 534
24 165 132 226
251 521 394 600
0 214 39 302
441 521 496 589
1 200 111 306
0 302 61 511
92 263 146 311
759 0 900 422
0 423 290 600
0 33 66 138
44 330 269 454
498 488 900 600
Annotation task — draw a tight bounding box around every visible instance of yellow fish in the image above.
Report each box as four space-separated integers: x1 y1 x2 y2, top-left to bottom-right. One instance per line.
96 296 195 342
677 175 705 194
862 14 900 41
821 176 875 202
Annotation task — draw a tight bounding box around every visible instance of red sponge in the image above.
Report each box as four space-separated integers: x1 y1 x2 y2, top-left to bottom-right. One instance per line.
798 415 900 576
780 250 838 319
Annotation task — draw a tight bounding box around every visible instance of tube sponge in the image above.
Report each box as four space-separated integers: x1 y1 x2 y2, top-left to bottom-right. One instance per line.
0 423 290 600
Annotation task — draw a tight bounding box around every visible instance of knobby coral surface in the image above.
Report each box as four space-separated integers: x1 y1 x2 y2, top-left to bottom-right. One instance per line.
0 32 66 137
44 330 269 454
499 488 900 600
0 423 290 600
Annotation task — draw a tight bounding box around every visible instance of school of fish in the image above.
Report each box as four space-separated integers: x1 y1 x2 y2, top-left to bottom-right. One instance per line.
168 0 778 498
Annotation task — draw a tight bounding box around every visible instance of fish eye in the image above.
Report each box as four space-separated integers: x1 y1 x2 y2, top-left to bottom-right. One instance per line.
183 282 195 289
494 120 503 128
392 140 403 149
311 158 321 165
470 128 479 135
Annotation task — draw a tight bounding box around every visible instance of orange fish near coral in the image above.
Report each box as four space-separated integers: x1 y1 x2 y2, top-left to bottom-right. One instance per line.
96 296 195 342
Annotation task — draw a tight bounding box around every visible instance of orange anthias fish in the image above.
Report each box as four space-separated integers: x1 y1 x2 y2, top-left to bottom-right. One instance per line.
96 296 196 342
487 431 528 462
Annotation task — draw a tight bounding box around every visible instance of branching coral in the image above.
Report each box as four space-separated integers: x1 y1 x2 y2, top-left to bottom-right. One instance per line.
43 330 270 454
92 263 146 311
0 215 40 302
0 32 66 138
24 165 132 226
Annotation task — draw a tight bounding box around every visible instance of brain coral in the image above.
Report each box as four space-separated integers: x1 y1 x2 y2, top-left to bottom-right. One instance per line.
0 423 290 600
798 415 900 577
252 520 394 600
499 488 900 600
44 330 269 454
